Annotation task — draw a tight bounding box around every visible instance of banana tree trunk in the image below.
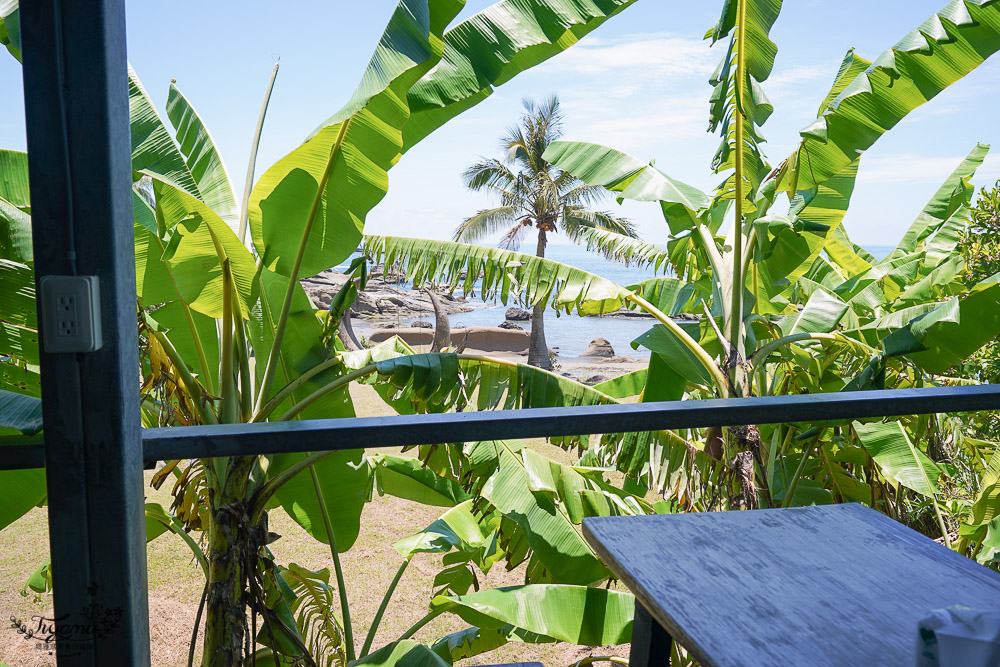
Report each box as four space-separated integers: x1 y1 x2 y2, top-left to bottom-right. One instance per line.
527 229 553 369
203 503 247 666
202 458 258 666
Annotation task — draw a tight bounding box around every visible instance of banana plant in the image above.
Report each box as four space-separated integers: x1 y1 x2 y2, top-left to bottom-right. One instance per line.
363 0 1000 539
0 0 647 664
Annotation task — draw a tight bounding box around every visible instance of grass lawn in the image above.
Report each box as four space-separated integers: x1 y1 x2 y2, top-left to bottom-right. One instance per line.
0 384 631 666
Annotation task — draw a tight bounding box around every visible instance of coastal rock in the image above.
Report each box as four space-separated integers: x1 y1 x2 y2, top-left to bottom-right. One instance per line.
300 269 472 319
410 321 434 329
583 374 610 386
498 321 524 330
505 307 531 321
369 326 530 353
582 337 615 358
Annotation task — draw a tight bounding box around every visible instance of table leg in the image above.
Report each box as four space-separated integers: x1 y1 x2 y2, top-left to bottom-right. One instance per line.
629 602 673 666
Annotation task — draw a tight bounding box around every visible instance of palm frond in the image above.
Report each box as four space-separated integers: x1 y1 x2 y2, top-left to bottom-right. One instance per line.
463 158 518 193
452 206 520 244
562 207 637 239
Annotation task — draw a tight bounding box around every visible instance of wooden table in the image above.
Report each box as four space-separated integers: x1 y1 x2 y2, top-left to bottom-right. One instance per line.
583 504 1000 667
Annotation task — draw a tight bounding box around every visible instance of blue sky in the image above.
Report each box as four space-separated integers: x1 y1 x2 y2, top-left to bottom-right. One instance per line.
1 1 998 248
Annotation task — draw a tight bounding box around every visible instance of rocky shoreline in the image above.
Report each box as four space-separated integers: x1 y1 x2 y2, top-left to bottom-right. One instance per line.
300 269 681 383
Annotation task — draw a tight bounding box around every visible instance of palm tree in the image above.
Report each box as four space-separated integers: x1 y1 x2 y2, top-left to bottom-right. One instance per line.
455 95 637 368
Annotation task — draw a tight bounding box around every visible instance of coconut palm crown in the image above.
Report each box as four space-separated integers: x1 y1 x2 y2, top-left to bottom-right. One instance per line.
455 95 636 368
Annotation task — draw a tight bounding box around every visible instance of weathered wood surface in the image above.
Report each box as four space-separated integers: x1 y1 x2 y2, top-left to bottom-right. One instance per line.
584 504 1000 667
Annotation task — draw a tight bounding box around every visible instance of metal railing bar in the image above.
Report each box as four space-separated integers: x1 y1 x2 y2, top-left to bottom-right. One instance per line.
5 384 1000 471
144 384 1000 461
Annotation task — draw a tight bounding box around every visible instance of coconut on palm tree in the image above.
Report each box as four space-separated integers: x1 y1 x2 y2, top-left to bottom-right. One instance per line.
455 95 636 368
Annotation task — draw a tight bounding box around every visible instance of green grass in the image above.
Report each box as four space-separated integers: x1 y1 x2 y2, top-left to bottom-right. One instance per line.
0 383 629 666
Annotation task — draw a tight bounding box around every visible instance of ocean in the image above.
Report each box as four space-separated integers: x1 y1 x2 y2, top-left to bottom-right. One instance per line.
339 242 894 360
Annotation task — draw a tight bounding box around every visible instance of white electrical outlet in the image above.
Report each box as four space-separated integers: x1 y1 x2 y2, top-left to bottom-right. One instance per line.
40 276 103 353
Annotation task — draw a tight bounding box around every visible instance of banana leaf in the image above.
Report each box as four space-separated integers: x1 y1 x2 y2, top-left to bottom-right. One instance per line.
251 0 465 280
778 289 848 336
593 369 648 399
268 449 371 553
430 584 634 646
0 0 19 61
166 82 239 227
374 453 471 508
784 1 1000 193
0 469 44 534
888 143 989 262
543 140 709 233
128 65 200 197
0 387 40 433
151 178 258 318
480 441 607 584
0 149 30 262
363 235 631 316
352 640 450 667
429 624 554 663
574 227 673 274
853 420 940 498
882 273 1000 373
393 500 485 558
402 0 640 150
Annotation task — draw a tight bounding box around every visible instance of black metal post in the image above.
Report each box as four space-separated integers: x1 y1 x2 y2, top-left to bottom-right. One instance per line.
629 603 673 666
20 1 150 664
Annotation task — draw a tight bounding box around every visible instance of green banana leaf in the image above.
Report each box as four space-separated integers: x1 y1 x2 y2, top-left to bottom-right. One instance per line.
0 149 31 262
0 258 34 329
402 0 639 150
784 1 1000 193
374 453 471 508
151 178 258 319
778 290 848 336
166 82 239 227
543 140 709 233
967 446 1000 527
429 624 554 663
817 48 873 116
882 273 1000 373
352 640 451 667
251 0 464 280
362 235 631 316
371 353 617 420
888 143 989 261
269 449 371 553
0 387 40 433
853 420 940 498
593 369 648 399
0 465 44 532
0 0 18 62
479 441 608 584
431 584 634 646
393 500 485 558
128 65 201 197
247 268 353 418
574 227 673 274
631 323 714 388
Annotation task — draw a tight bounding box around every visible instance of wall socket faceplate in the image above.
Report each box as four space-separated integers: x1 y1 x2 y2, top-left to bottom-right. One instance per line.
40 276 103 353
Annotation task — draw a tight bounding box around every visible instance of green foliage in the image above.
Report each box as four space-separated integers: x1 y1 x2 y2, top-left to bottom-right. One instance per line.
0 0 645 664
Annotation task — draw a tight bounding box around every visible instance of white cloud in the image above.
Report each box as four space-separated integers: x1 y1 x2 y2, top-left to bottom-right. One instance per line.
858 153 1000 185
540 33 716 79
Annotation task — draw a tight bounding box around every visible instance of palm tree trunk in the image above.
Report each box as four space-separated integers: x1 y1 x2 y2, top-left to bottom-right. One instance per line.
527 229 553 369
